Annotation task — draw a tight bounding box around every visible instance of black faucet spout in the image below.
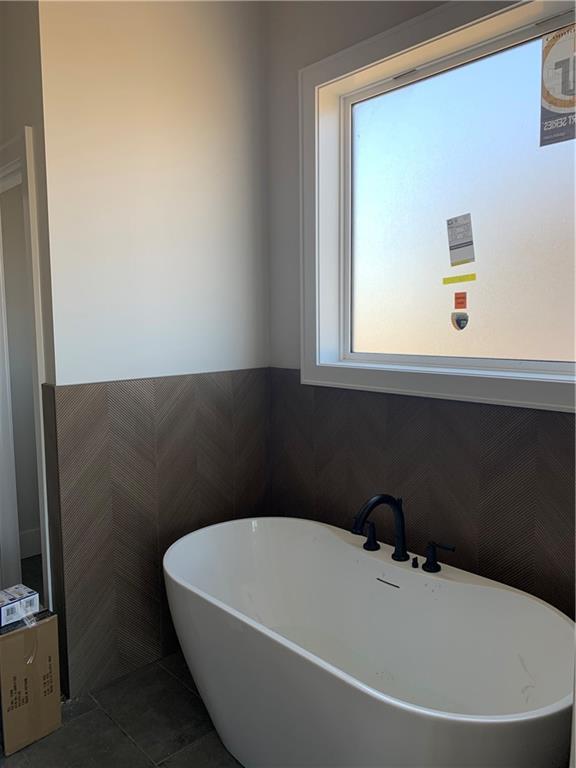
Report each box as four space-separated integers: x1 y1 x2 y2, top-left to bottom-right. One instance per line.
352 494 409 562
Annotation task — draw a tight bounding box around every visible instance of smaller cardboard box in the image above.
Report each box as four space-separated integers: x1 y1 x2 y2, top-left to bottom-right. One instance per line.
0 586 40 628
2 586 40 621
0 612 61 755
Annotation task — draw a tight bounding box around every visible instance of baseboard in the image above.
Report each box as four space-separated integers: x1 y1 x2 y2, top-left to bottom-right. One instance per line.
20 527 41 559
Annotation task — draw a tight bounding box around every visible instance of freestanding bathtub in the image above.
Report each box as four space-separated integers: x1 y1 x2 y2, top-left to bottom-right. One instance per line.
164 517 574 768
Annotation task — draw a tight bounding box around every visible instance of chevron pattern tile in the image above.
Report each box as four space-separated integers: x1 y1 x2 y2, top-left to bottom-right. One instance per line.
51 369 270 696
152 373 199 657
54 384 122 695
370 392 433 557
313 386 351 529
428 398 482 573
477 406 540 593
154 375 197 555
345 388 392 507
231 369 270 517
269 370 575 620
533 409 575 617
269 368 316 519
41 385 70 693
193 373 235 531
107 379 162 673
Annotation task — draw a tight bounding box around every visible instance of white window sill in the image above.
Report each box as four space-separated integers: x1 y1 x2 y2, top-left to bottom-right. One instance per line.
302 360 575 412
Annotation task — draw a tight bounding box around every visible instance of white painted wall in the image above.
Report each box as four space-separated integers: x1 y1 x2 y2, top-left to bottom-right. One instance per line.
24 0 527 382
36 1 508 381
39 1 269 385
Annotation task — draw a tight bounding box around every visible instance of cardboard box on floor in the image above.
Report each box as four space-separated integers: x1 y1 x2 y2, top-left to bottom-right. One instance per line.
0 612 61 755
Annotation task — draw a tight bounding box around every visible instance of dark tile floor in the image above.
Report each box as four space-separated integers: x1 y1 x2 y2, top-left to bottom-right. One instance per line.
0 653 241 768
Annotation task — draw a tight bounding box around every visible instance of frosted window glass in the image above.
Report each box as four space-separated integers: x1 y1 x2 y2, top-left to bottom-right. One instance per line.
351 39 575 362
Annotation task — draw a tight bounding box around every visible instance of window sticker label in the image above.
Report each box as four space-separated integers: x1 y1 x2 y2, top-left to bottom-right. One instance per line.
442 273 476 285
454 292 467 310
451 312 469 331
447 213 475 266
540 25 575 146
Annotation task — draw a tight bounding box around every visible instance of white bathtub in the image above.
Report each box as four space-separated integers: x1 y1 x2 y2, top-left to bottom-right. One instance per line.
164 517 573 768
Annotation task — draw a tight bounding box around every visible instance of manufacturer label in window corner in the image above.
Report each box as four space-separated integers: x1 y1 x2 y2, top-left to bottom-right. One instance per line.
540 25 575 147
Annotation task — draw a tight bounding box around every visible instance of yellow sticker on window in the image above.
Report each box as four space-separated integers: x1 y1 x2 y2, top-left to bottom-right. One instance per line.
442 273 477 285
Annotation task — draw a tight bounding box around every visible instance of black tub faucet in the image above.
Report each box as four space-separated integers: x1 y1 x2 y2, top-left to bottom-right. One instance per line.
351 494 410 562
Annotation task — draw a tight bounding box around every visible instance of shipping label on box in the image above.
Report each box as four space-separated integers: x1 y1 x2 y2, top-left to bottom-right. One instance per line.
0 593 22 628
0 613 61 755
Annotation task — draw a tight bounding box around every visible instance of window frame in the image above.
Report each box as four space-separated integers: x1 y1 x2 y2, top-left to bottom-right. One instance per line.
300 0 576 411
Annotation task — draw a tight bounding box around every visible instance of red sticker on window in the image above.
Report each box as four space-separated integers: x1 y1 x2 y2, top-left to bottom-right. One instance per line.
454 292 467 309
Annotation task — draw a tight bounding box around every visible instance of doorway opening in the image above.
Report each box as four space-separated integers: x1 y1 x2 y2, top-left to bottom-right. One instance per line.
0 127 51 609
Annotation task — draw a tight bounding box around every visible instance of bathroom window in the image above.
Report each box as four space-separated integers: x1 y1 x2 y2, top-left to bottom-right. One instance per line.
350 38 574 362
301 2 575 410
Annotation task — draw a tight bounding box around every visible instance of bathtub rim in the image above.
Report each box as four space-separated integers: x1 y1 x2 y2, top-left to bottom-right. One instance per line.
163 516 574 725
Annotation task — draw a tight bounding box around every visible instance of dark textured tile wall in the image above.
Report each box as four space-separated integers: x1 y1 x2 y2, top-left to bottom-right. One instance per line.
41 385 70 695
45 369 270 696
269 369 575 620
45 366 574 696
